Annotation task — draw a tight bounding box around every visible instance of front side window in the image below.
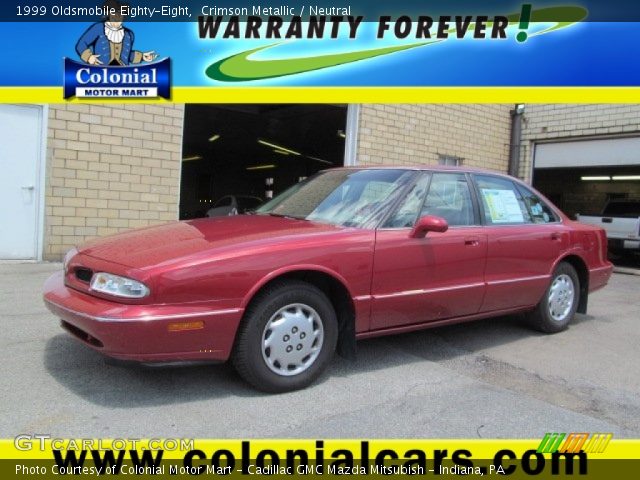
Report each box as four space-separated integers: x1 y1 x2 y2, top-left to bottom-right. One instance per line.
474 175 531 225
515 184 559 223
383 173 431 228
256 169 415 228
421 173 475 226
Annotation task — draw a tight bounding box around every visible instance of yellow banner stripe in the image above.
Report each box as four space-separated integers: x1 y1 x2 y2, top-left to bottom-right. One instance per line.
0 439 638 460
595 434 614 454
4 87 640 103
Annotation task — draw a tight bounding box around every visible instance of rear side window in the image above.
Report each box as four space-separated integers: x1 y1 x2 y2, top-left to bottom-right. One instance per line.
602 201 640 218
515 184 559 223
421 173 476 226
474 175 531 225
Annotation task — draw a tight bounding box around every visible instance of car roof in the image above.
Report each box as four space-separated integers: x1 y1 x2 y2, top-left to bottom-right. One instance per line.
218 195 262 200
326 164 514 177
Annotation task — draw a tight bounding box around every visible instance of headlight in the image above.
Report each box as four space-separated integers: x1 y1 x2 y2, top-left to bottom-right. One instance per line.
90 272 150 299
62 248 77 274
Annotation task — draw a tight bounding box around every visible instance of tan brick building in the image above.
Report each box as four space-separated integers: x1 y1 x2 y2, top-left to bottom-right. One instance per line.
519 104 640 181
357 104 512 172
2 103 515 261
43 104 184 259
2 103 637 261
518 104 640 217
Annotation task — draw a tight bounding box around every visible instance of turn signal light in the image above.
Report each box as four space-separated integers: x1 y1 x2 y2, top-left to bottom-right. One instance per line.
167 321 205 332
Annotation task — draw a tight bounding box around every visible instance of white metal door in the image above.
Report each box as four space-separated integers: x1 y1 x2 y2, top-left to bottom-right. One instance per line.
0 105 43 259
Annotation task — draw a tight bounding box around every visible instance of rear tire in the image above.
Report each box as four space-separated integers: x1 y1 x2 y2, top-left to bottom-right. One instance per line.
232 280 338 393
527 262 580 333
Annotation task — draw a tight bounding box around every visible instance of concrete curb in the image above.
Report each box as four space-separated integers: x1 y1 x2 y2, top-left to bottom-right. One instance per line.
613 266 640 276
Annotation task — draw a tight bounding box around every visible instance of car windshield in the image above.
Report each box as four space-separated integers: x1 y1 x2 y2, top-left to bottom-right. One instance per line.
256 169 415 228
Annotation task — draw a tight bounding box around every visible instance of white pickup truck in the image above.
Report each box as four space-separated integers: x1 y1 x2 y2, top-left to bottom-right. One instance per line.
577 200 640 255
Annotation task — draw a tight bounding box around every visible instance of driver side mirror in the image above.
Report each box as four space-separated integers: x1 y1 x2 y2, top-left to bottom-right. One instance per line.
409 215 449 238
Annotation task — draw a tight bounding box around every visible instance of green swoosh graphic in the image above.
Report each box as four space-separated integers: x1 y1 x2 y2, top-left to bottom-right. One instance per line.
206 40 440 82
206 6 587 82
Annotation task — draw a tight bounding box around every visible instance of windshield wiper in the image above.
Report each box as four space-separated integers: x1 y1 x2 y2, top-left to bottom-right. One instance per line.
267 212 306 220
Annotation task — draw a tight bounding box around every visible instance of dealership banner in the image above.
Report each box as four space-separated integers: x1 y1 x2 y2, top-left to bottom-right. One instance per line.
2 438 640 478
1 0 640 101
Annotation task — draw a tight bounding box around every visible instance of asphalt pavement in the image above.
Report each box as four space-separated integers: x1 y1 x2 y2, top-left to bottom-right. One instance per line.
1 262 638 438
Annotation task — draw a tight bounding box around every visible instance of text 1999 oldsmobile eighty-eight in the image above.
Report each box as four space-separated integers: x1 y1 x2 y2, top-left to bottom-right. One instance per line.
44 167 612 392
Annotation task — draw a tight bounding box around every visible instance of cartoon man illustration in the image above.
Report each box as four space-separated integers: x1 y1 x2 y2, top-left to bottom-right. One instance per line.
76 0 157 66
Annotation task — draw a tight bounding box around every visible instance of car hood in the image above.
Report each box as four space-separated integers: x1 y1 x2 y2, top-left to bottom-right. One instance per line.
77 215 345 270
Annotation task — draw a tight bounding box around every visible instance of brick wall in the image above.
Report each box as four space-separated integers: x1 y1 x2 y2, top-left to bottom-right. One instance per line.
44 104 184 260
519 104 640 181
42 103 512 260
356 104 512 172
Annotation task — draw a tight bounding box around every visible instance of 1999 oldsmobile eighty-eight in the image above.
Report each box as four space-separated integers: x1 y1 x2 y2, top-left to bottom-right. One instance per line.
44 167 613 392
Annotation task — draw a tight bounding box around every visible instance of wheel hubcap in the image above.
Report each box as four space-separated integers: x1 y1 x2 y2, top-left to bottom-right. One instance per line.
548 274 575 322
261 303 324 376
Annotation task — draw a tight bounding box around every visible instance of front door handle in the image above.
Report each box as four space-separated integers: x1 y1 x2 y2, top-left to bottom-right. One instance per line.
21 185 35 190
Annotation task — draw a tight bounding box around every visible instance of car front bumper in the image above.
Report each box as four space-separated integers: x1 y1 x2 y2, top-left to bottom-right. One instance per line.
43 271 244 363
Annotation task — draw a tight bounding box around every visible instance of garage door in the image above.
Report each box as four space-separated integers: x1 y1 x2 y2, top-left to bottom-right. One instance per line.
0 105 44 259
535 137 640 168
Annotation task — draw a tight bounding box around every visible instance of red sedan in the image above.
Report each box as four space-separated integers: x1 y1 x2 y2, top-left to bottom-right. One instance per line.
44 167 612 392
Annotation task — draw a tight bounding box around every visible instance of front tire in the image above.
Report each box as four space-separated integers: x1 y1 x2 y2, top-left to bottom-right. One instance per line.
232 280 338 393
527 262 580 333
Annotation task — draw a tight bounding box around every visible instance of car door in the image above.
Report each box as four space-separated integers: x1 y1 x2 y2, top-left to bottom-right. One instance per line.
472 174 567 312
370 172 488 330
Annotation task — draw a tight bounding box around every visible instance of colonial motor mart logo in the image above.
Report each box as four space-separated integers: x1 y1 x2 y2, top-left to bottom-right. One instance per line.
63 0 170 99
63 58 171 99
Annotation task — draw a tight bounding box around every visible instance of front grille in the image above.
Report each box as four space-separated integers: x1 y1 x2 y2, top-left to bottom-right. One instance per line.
61 321 104 348
75 268 93 283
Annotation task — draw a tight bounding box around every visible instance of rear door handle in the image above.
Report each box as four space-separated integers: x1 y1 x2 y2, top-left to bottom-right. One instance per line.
464 237 480 246
551 232 562 241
